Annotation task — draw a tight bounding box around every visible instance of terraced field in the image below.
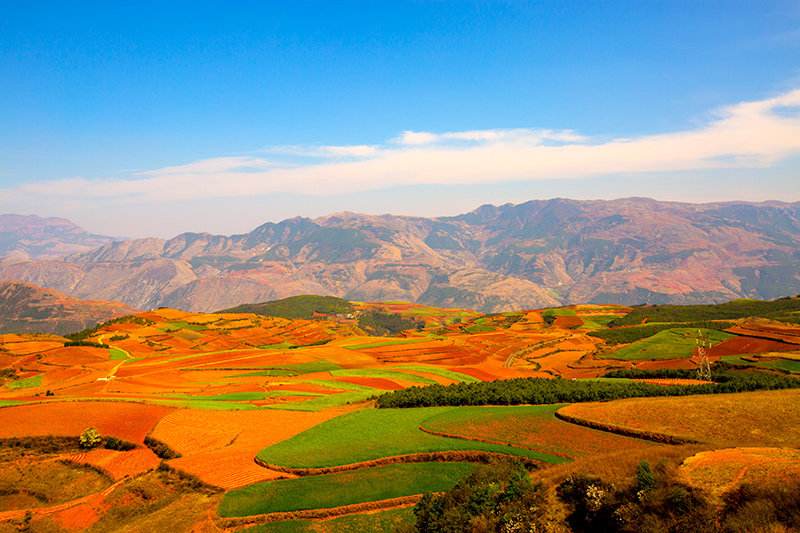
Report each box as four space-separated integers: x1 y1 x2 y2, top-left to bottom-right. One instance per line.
1 297 799 531
557 389 800 447
256 407 569 470
603 328 732 360
219 462 475 517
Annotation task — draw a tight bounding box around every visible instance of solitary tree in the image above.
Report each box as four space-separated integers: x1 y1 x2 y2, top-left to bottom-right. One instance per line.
79 427 102 449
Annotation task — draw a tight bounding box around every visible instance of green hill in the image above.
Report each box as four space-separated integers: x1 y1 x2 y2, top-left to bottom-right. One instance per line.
611 296 800 326
220 295 354 319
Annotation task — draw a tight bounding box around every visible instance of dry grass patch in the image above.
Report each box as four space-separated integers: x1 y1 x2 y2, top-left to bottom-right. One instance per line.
557 389 800 447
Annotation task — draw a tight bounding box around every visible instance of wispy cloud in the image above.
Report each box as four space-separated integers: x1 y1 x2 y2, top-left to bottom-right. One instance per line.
7 89 800 202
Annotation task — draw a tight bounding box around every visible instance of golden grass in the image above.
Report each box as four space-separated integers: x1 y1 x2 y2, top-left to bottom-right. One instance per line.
557 389 800 447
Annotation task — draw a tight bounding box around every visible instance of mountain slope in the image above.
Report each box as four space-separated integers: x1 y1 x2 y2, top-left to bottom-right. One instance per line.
0 280 138 334
0 214 113 260
0 198 798 312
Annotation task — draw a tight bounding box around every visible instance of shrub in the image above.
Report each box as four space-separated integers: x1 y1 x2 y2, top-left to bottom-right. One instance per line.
79 427 103 449
64 341 109 349
104 436 136 451
144 436 181 459
413 461 549 532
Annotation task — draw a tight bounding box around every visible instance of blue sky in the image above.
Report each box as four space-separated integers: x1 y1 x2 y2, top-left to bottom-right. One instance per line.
1 1 799 237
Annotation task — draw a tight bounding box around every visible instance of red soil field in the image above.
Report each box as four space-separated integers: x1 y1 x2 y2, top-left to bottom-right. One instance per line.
553 316 584 328
67 448 160 480
0 402 173 442
706 335 798 356
150 407 353 488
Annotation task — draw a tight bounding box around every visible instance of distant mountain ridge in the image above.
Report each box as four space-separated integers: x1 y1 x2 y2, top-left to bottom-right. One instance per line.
0 214 113 260
0 280 138 334
1 198 799 312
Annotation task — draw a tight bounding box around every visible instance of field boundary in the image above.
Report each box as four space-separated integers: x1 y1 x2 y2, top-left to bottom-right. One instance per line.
217 494 421 528
416 426 572 461
254 450 541 476
554 409 699 445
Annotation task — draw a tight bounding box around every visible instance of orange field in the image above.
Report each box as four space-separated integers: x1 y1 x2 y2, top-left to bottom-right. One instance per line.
0 402 173 442
680 447 800 499
150 407 353 488
2 301 797 531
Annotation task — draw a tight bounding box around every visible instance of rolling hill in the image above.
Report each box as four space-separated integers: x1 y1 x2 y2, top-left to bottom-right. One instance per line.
0 280 138 334
1 198 799 312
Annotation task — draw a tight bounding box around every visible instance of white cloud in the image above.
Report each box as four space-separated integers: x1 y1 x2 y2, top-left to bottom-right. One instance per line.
6 88 800 203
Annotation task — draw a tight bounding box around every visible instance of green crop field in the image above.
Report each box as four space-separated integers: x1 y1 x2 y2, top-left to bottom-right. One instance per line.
580 315 619 330
219 462 475 517
256 407 568 467
109 347 129 360
602 328 732 360
243 507 415 532
6 374 42 389
392 365 480 382
330 368 437 384
343 338 429 350
722 355 800 373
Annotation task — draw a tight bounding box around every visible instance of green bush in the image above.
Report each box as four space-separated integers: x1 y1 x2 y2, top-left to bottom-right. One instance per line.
413 461 548 532
104 436 136 451
64 340 109 349
144 436 181 459
79 427 103 449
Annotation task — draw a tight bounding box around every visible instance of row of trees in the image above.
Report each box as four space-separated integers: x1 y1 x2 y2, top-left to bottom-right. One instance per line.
375 371 800 408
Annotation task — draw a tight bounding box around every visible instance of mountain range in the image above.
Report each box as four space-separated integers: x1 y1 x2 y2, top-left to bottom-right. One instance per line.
0 280 137 334
0 197 798 312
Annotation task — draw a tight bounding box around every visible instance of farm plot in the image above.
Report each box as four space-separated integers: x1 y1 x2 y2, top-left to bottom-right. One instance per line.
419 405 656 459
557 389 800 447
602 328 732 360
256 407 567 469
0 402 173 442
679 447 800 499
219 462 476 517
150 407 347 489
721 354 800 373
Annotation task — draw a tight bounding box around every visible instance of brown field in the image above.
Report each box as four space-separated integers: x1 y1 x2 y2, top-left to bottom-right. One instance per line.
727 318 800 344
66 448 160 480
679 447 800 499
553 315 583 329
557 389 800 447
707 335 798 356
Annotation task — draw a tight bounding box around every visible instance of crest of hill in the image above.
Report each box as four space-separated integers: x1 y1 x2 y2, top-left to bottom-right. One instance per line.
0 213 113 259
221 295 355 319
3 198 800 312
0 280 139 334
611 295 800 326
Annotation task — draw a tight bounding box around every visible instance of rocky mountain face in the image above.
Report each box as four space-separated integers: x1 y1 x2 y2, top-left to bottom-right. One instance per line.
0 280 138 334
0 198 798 312
0 214 113 260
